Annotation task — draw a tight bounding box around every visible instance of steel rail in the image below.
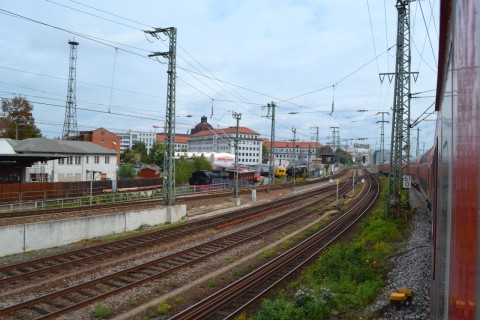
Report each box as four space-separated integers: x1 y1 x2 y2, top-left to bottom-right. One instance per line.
169 171 379 320
0 175 355 319
0 176 349 288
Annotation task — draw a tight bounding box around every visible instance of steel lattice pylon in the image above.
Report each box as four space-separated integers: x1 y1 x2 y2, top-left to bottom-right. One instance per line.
162 28 177 206
386 0 417 216
262 102 276 184
146 27 177 206
62 40 79 140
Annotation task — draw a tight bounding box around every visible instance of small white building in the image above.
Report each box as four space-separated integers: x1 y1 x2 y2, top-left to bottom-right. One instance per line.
6 138 117 182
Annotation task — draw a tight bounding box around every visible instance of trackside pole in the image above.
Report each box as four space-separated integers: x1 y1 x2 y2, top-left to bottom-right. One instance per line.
336 179 339 205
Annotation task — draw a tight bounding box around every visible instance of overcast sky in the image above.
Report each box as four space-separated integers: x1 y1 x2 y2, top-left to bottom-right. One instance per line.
0 0 439 154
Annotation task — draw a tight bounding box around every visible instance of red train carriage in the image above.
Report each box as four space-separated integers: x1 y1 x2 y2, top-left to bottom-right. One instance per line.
408 148 434 210
430 0 479 318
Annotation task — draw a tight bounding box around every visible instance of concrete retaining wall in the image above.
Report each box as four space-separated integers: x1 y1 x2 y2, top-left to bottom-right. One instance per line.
0 204 186 257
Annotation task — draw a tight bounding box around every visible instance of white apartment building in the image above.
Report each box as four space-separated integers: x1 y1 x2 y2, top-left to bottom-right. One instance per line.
269 141 322 166
188 127 262 166
115 130 156 154
5 138 117 182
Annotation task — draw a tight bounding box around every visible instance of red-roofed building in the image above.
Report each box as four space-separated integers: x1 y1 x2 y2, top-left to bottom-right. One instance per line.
155 133 189 152
78 128 121 165
189 126 262 165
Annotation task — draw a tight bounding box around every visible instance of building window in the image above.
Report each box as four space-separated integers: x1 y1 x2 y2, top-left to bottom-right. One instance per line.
101 131 105 136
67 156 73 165
86 156 89 164
101 139 105 143
105 156 110 164
75 156 81 165
59 158 65 165
94 156 100 164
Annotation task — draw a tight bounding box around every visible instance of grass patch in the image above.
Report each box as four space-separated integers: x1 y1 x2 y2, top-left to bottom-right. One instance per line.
254 175 412 319
157 301 171 315
175 296 185 303
206 280 218 287
232 267 243 277
94 302 112 319
225 255 238 263
259 248 277 261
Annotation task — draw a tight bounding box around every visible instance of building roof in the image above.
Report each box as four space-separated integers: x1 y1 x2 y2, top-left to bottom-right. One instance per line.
7 138 117 155
79 127 120 138
0 138 65 165
271 141 323 149
0 139 15 155
156 134 190 144
191 126 260 137
191 116 214 135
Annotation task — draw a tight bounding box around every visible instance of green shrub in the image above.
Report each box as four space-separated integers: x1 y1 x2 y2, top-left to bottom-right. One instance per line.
256 295 305 320
94 302 112 318
206 280 217 287
254 176 409 318
157 301 171 315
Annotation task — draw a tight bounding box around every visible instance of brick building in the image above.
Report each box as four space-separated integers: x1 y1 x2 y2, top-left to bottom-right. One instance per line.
78 128 120 165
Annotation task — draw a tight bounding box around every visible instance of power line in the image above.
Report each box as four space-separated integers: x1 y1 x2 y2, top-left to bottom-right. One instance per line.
0 9 154 59
418 0 438 67
66 0 154 28
50 0 256 112
46 0 142 30
366 0 380 75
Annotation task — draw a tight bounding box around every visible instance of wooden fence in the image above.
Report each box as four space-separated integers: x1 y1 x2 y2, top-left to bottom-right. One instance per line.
0 178 163 203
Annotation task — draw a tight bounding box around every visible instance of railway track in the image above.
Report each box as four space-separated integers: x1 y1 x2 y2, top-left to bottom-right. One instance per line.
0 172 343 221
0 173 353 288
0 173 356 319
169 171 379 320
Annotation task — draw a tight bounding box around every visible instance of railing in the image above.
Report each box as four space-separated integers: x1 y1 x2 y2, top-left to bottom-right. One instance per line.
0 182 243 213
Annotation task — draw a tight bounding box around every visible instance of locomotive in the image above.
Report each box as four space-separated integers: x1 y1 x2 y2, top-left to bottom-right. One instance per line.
188 168 258 187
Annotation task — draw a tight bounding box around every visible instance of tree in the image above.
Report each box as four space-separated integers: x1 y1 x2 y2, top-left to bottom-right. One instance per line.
132 141 149 163
118 163 137 179
192 154 211 170
1 96 42 139
149 143 165 167
121 148 141 164
262 143 269 163
335 148 354 166
175 156 194 184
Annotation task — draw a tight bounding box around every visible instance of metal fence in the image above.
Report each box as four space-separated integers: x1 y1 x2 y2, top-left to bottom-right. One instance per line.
0 180 239 213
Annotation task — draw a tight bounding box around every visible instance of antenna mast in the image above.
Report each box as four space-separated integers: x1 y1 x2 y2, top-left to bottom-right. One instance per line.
62 40 79 139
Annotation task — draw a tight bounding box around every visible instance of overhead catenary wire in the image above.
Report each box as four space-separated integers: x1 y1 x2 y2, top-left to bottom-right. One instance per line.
0 2 438 147
48 0 256 113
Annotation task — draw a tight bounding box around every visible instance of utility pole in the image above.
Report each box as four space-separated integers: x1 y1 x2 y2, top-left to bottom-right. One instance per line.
311 126 319 159
62 40 79 140
416 127 420 157
291 127 297 191
307 144 311 179
232 112 242 199
379 0 418 216
376 112 390 163
330 127 339 163
145 27 177 206
262 102 276 185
